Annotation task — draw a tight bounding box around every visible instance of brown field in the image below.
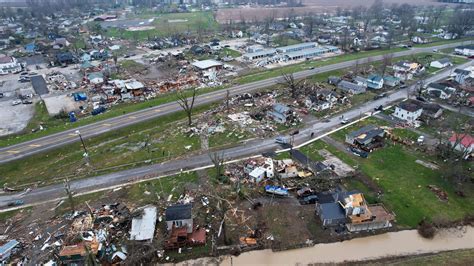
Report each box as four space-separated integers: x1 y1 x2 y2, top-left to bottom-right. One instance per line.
216 0 451 23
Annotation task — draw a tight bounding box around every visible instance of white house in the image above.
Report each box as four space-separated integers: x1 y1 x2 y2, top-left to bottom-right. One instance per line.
454 45 474 57
393 100 423 122
367 74 384 89
165 204 193 233
430 58 452 69
425 83 456 99
354 76 368 88
0 55 22 75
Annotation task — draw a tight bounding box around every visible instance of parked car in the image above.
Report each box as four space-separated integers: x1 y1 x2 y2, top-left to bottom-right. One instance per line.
0 92 3 98
340 119 349 125
7 200 24 207
349 146 369 158
417 135 425 144
374 105 383 111
275 136 289 144
22 99 33 104
299 195 319 205
11 99 22 106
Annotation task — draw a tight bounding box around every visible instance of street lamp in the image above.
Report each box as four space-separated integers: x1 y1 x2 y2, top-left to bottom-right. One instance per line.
75 130 89 160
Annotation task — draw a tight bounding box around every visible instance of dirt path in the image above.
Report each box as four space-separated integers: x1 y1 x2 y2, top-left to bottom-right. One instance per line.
183 226 474 265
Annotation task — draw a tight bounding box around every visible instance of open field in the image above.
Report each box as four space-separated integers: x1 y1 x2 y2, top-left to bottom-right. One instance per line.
359 249 474 266
216 0 451 23
107 12 218 40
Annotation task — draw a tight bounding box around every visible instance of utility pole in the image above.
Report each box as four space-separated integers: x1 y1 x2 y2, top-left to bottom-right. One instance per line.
75 130 89 164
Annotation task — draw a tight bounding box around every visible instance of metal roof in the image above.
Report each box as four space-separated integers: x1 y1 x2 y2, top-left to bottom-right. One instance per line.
243 49 276 58
0 239 19 256
276 42 318 52
129 205 157 241
283 47 329 59
191 59 223 70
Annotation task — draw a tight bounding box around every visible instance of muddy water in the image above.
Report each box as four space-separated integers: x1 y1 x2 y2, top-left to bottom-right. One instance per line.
182 227 474 265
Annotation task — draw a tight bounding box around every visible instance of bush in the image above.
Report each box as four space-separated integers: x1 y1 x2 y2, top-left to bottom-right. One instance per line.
418 219 436 239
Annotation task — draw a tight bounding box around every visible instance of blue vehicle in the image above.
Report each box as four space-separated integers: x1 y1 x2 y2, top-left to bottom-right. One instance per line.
265 185 289 197
7 200 24 207
91 106 106 116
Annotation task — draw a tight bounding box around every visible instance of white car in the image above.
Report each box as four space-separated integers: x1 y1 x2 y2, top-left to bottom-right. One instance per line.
417 136 425 144
11 100 22 106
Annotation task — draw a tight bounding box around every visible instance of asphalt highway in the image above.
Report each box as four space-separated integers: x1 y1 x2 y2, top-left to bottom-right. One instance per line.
0 41 471 164
1 60 471 209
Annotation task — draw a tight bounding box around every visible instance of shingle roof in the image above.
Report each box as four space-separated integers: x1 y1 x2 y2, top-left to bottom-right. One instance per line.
398 100 423 112
165 204 192 221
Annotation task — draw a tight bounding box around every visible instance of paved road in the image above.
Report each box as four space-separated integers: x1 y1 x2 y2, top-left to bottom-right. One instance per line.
0 41 471 164
1 61 470 209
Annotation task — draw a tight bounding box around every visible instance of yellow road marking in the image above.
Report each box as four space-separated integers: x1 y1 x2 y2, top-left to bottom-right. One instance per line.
103 123 113 126
68 133 77 136
154 109 161 112
29 144 41 147
129 116 137 119
7 150 20 154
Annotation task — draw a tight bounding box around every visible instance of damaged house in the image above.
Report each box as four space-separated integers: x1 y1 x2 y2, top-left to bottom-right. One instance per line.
345 125 385 152
165 204 206 250
315 191 394 231
267 103 294 124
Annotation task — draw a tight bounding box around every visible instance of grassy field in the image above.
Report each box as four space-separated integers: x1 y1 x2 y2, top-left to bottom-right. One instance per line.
107 12 218 40
301 128 474 228
379 249 474 266
0 104 214 188
0 85 226 148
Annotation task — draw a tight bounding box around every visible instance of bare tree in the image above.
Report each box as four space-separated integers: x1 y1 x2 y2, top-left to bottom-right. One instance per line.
64 177 75 213
280 73 305 99
380 53 393 76
225 89 230 113
209 152 225 182
176 87 197 127
447 6 474 38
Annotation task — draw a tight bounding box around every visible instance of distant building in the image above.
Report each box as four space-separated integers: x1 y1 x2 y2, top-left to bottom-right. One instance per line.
454 45 474 57
449 133 474 154
425 83 456 99
191 59 223 72
0 55 21 75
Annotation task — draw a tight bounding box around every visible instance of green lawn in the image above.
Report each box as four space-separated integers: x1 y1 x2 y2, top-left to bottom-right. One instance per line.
125 172 199 205
0 86 225 148
0 104 214 188
107 12 218 40
302 137 474 228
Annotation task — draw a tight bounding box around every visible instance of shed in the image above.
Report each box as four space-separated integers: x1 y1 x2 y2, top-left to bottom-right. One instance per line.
130 205 157 242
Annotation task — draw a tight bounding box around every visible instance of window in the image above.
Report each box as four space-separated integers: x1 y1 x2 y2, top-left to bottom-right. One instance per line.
173 220 183 227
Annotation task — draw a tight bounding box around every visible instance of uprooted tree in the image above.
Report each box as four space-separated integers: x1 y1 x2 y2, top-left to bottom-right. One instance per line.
176 87 197 127
280 73 306 99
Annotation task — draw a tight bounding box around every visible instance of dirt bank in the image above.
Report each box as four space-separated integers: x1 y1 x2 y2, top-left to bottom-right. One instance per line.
181 226 474 265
